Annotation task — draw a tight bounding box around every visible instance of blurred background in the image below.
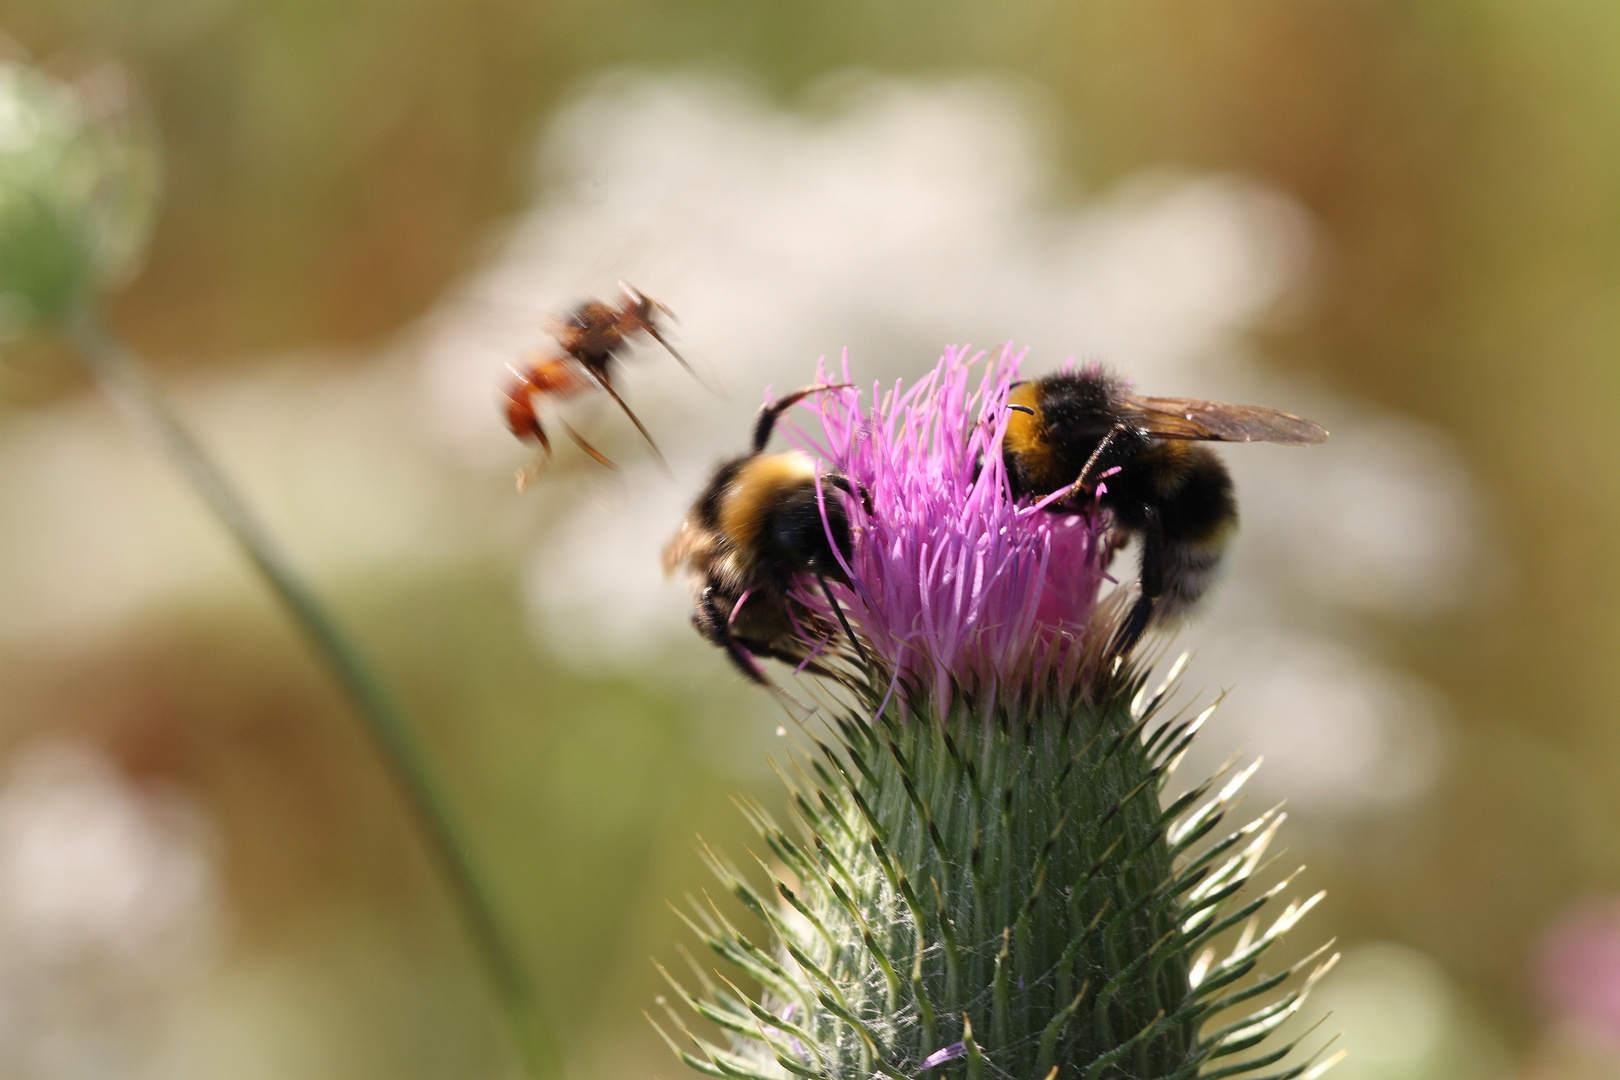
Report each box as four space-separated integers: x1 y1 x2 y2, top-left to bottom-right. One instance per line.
0 1 1617 1077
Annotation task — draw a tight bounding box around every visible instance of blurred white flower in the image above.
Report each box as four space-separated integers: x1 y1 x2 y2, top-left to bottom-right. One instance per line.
0 741 222 1079
1193 627 1452 809
421 74 1313 468
0 359 509 640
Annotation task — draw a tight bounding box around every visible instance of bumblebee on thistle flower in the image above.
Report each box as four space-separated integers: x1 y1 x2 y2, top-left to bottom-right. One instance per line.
665 351 1326 695
1002 369 1327 656
660 383 872 691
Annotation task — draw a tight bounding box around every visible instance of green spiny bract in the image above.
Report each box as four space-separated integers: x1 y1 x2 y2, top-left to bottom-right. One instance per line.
654 662 1338 1080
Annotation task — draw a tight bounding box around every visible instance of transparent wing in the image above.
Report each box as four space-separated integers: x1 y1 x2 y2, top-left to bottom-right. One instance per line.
661 518 711 578
1120 394 1329 445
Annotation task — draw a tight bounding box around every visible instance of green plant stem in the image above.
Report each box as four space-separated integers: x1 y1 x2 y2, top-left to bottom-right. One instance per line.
69 306 558 1080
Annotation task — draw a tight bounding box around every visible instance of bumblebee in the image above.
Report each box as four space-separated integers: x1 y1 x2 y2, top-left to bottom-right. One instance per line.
1003 369 1328 656
503 281 696 487
662 384 869 688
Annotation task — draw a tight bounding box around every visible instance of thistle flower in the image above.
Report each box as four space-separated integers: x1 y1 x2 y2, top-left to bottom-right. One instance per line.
793 349 1115 717
656 346 1343 1079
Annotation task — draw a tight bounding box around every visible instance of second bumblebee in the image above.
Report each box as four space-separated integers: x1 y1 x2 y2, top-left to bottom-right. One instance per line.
663 385 868 688
1003 368 1328 655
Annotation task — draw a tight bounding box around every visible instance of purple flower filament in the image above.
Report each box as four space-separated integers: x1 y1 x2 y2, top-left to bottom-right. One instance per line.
921 1041 968 1069
777 346 1114 716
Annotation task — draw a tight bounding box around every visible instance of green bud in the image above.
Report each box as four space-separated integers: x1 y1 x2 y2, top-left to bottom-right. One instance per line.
0 61 160 334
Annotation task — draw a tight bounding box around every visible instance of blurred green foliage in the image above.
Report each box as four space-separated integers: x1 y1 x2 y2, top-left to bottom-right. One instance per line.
4 0 1620 1076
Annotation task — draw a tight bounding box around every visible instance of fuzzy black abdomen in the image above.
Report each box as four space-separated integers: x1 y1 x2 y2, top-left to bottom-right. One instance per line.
1160 444 1237 546
1103 442 1238 622
1102 442 1236 544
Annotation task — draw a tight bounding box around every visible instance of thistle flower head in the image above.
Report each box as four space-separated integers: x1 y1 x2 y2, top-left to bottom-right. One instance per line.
779 346 1115 713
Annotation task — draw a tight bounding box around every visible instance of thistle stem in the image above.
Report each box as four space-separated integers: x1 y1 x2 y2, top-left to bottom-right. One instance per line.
67 306 558 1080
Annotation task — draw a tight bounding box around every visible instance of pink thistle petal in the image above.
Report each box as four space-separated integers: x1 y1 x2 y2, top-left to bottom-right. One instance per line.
773 345 1115 716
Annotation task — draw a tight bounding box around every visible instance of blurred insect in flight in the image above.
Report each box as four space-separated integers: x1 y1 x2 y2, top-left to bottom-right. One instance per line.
502 282 698 488
662 384 871 690
1002 368 1328 657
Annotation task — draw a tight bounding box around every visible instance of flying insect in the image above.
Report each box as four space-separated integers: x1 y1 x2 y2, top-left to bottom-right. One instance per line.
663 384 869 688
1002 368 1328 656
503 282 696 488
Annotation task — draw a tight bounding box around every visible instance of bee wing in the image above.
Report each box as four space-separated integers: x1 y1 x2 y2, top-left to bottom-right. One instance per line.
660 518 711 579
1120 394 1329 445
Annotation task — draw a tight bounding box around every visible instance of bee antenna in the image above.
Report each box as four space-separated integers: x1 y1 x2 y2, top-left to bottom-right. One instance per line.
815 573 870 668
641 321 711 389
769 681 819 721
514 448 549 492
752 382 854 453
617 283 727 399
558 418 618 470
585 368 674 479
621 281 673 324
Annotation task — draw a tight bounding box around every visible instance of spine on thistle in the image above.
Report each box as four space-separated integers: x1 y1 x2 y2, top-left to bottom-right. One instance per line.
656 349 1343 1080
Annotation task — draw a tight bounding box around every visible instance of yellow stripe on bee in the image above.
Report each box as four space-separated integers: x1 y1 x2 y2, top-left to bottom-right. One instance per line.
720 451 818 553
1138 441 1196 496
1189 513 1239 551
1004 383 1065 490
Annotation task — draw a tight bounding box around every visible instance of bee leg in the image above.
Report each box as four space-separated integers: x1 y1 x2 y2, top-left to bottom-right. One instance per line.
1112 506 1163 657
1055 422 1134 505
557 418 617 470
583 368 673 478
814 572 870 666
696 585 771 686
514 422 553 492
641 319 701 383
825 473 874 516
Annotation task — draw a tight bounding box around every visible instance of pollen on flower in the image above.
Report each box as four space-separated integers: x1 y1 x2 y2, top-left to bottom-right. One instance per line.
778 345 1117 714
